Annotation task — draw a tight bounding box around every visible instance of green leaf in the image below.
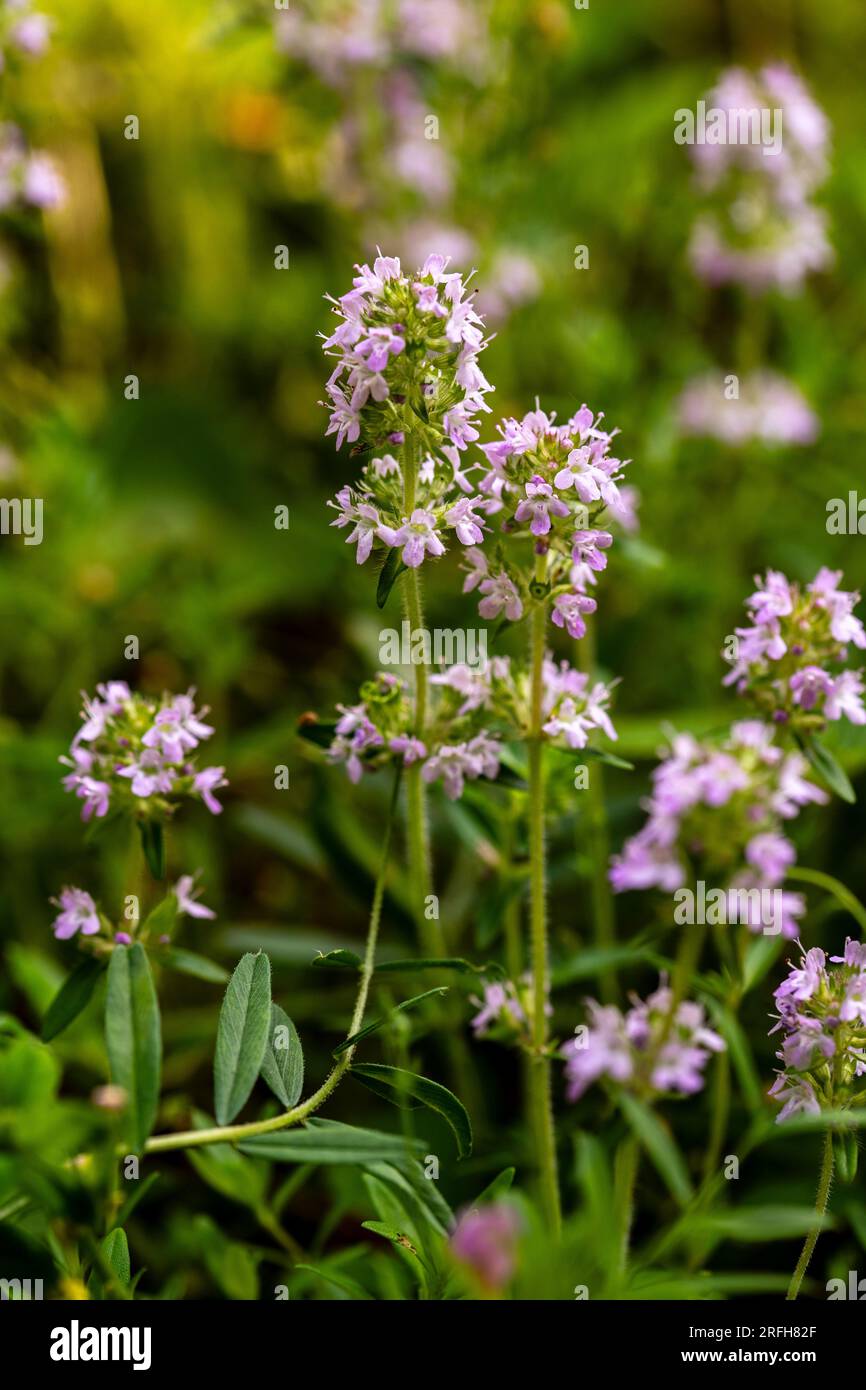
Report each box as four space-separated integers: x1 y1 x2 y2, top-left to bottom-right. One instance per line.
351 1063 473 1159
140 894 178 940
138 819 165 879
114 1171 160 1228
375 956 505 978
213 952 272 1125
105 944 162 1154
42 957 106 1041
187 1140 268 1212
553 942 655 987
294 1262 373 1300
297 720 338 750
160 948 229 984
798 734 856 803
550 743 634 772
376 548 407 609
708 1001 762 1112
311 948 363 970
619 1093 692 1207
238 1117 424 1166
333 988 447 1057
100 1227 131 1284
786 866 866 934
682 1206 834 1243
361 1220 427 1284
260 1003 304 1108
741 932 785 994
473 1167 515 1205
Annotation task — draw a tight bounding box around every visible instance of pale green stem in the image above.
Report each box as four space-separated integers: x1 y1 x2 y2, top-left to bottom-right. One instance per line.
400 426 440 956
144 772 400 1155
527 590 561 1235
786 1130 834 1301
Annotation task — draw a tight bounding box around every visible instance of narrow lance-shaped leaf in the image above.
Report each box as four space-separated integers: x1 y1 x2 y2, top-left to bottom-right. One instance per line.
351 1063 473 1159
260 1003 304 1108
213 952 272 1125
798 733 856 804
619 1092 692 1208
239 1117 424 1165
376 548 407 609
105 944 162 1154
138 819 165 879
333 988 448 1057
43 956 106 1041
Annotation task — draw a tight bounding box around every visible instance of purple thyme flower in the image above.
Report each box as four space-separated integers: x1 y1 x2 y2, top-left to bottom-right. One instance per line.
563 981 725 1102
450 1203 522 1291
770 939 866 1122
174 874 216 920
51 887 100 940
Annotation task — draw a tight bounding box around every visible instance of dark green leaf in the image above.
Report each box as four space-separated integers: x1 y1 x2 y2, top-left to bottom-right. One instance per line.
376 548 407 609
311 948 363 970
105 944 162 1154
42 957 106 1041
239 1117 424 1165
333 988 447 1056
138 819 165 879
260 1003 304 1108
351 1063 473 1159
161 948 229 984
213 952 272 1125
619 1092 692 1207
375 956 505 978
297 720 338 750
799 734 856 803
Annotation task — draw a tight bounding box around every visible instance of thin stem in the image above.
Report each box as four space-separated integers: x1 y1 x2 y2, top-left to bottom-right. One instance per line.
786 1130 834 1301
526 591 561 1234
401 426 439 956
145 771 400 1155
576 617 616 1002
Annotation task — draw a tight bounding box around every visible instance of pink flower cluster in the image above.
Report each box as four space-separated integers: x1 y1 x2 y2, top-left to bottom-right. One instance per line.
0 2 51 71
562 979 725 1102
51 875 215 943
677 371 818 448
61 681 228 823
461 404 633 639
724 569 866 729
324 670 501 800
609 721 827 938
323 253 492 455
769 939 866 1122
687 63 832 294
0 123 64 211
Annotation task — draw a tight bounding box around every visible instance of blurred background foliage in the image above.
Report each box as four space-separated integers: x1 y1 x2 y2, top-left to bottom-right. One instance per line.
2 0 866 1298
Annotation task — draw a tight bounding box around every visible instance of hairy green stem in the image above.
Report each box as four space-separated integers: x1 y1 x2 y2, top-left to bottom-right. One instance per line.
145 772 400 1155
786 1130 834 1301
527 594 561 1234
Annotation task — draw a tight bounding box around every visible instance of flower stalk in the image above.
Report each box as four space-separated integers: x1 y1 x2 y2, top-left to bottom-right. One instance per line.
786 1129 834 1300
145 770 400 1155
526 585 561 1234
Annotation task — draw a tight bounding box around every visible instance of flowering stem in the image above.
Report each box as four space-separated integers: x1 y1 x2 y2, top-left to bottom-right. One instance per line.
786 1129 834 1301
144 770 400 1155
576 617 616 1002
527 590 561 1235
400 424 440 956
